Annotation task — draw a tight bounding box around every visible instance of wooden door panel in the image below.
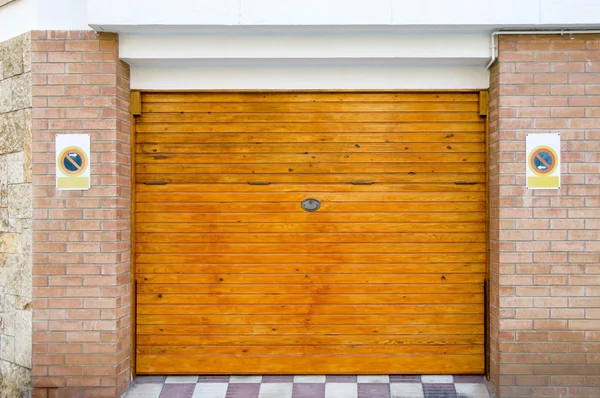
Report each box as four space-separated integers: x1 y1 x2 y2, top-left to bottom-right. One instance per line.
135 91 486 375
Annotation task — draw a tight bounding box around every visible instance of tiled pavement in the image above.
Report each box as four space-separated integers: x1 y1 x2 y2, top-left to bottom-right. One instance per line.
126 375 491 398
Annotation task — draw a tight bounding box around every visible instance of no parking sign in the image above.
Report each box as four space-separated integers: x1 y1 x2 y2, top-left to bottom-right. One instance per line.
56 134 90 190
526 133 560 189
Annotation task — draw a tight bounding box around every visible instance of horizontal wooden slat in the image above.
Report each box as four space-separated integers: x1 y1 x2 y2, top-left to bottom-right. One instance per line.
135 173 486 184
136 213 485 224
138 293 484 305
137 284 482 295
138 277 483 289
142 92 480 103
137 344 484 355
137 276 484 286
136 242 485 253
139 112 483 124
137 314 482 326
136 274 484 286
136 253 486 264
137 334 484 346
136 192 485 203
142 103 480 114
135 183 484 193
137 142 485 154
137 163 486 174
135 132 484 144
136 153 485 164
136 354 484 374
136 232 485 243
136 222 486 233
136 202 485 214
136 264 485 275
137 304 484 315
136 122 485 133
137 324 483 335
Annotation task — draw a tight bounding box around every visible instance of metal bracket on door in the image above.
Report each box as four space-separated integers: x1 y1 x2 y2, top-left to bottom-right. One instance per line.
351 181 373 185
248 181 270 185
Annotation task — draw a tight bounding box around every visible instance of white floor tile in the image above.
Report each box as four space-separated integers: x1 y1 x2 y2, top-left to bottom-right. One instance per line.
293 375 327 383
357 375 390 383
192 383 229 398
126 384 162 398
165 375 199 384
325 383 358 398
229 375 263 383
390 382 424 398
455 383 491 398
259 383 293 398
421 375 454 384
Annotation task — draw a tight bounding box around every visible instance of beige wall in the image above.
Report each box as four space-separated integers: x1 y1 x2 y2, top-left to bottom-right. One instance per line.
0 31 33 393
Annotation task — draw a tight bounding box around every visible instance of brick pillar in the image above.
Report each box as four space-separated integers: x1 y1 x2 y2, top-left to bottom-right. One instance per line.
489 34 600 398
488 57 501 396
30 31 131 397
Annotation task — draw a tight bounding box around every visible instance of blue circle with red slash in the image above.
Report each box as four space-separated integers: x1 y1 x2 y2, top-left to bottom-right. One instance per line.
529 146 557 176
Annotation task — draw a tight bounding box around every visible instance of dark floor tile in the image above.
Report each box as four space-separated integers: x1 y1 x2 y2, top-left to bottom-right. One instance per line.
197 375 232 383
135 376 167 384
262 375 295 383
292 383 326 398
226 383 260 398
326 375 358 383
159 384 195 398
358 383 390 398
453 375 486 384
389 375 422 383
423 383 457 398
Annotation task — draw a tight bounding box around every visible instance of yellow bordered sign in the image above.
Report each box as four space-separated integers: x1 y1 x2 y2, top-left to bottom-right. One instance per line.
56 135 90 190
526 134 560 189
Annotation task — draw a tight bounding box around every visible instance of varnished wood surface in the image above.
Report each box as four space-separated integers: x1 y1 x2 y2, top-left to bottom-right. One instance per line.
135 91 486 375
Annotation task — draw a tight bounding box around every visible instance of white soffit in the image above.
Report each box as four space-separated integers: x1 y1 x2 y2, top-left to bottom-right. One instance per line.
122 28 490 89
120 30 489 61
129 59 489 90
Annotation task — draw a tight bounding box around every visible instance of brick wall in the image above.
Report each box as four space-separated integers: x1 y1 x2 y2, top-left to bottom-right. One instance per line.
489 34 600 398
30 31 131 397
0 31 33 395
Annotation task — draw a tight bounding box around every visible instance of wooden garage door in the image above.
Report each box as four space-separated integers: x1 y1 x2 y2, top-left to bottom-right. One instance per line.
134 92 487 375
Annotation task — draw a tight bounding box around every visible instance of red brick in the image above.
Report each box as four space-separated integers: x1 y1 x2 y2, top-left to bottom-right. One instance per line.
33 85 66 96
65 85 100 96
47 75 83 85
66 41 100 52
33 41 66 52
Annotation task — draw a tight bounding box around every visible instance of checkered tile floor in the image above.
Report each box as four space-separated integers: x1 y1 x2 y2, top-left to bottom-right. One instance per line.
126 375 491 398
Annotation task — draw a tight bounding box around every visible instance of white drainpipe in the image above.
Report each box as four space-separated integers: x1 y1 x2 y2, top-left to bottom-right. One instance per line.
486 29 600 69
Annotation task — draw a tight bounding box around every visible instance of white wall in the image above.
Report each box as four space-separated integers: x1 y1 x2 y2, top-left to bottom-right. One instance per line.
37 0 89 31
0 0 89 42
87 0 600 30
0 0 37 42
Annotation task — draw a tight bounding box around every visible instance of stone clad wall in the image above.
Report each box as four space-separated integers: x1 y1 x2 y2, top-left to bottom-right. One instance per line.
0 32 33 390
0 0 18 8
